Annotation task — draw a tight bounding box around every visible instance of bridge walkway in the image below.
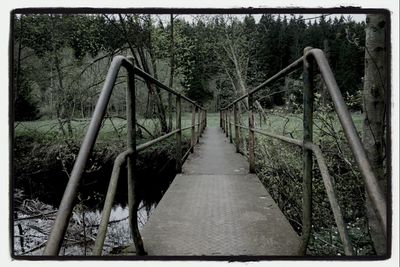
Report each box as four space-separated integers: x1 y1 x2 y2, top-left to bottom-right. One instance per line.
123 127 300 256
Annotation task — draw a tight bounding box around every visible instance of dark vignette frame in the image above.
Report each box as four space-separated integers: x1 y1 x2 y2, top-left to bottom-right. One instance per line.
8 6 392 262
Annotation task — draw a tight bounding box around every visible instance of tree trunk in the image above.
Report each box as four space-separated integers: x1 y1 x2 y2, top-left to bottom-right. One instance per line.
118 14 168 133
146 15 168 133
53 52 73 137
254 100 267 124
80 100 85 118
168 14 175 132
362 13 387 256
321 39 331 106
227 42 247 97
138 46 168 133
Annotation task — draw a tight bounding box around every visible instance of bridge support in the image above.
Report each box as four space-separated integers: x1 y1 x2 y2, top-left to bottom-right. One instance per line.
225 111 228 137
191 105 196 153
176 95 182 173
228 108 233 143
197 107 201 142
126 65 147 256
248 94 255 173
223 110 226 133
299 47 314 255
233 103 240 153
220 111 222 130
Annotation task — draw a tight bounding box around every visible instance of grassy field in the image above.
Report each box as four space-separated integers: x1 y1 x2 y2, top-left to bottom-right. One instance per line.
14 113 206 143
14 111 363 143
214 111 363 141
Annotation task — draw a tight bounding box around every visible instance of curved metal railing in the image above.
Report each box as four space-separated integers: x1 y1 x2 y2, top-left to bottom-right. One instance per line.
220 47 387 255
43 56 206 256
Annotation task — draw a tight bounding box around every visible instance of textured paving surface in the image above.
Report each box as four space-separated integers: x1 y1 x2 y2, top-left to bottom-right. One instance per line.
126 127 300 256
182 128 249 175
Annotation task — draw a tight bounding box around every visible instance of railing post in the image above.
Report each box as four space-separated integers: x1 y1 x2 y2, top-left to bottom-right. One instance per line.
168 92 173 131
203 110 206 132
197 108 201 141
220 110 222 128
191 105 196 153
248 94 255 173
176 95 182 173
299 47 314 255
200 109 204 134
225 110 229 137
200 110 204 134
205 110 207 128
126 67 146 255
234 103 240 153
228 107 233 143
221 110 224 132
224 110 227 133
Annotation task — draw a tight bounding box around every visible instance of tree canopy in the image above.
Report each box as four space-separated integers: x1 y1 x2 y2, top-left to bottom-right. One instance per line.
13 13 366 122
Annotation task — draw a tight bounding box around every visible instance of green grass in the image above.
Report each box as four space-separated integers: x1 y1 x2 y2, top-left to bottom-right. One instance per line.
215 111 363 141
204 112 220 128
14 113 209 145
14 112 363 143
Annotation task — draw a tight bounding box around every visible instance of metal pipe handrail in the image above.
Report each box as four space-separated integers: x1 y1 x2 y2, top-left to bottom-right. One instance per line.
137 129 180 152
44 55 207 256
220 47 387 255
93 149 133 255
308 49 387 234
43 56 133 255
249 127 354 255
228 119 355 254
136 124 200 153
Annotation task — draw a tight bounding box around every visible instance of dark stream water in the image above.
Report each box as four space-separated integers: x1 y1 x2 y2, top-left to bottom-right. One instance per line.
13 144 180 255
14 143 179 212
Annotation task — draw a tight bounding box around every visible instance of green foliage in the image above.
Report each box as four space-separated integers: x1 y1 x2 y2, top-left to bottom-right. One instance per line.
174 18 215 104
15 14 109 60
256 138 303 232
254 111 374 255
14 66 40 121
13 13 366 121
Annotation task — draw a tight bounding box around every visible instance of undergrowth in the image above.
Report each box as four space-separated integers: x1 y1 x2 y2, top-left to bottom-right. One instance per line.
254 106 376 256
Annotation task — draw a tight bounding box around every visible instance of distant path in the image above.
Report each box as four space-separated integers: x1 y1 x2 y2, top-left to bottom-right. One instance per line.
125 127 300 256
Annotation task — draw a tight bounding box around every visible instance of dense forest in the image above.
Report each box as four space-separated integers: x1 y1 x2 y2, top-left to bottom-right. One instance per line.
12 13 388 257
14 14 366 124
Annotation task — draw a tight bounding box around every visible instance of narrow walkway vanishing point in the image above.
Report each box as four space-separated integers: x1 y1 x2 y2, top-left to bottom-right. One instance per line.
124 127 300 256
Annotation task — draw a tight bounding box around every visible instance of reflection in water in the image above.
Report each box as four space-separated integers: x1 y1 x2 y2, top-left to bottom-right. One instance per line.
108 202 155 230
98 202 155 255
13 202 155 256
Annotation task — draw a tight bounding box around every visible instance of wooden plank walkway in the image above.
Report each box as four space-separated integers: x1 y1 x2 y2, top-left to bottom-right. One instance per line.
124 127 300 256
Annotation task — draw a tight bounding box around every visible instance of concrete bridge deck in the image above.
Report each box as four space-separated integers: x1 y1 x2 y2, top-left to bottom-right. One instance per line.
125 127 300 256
